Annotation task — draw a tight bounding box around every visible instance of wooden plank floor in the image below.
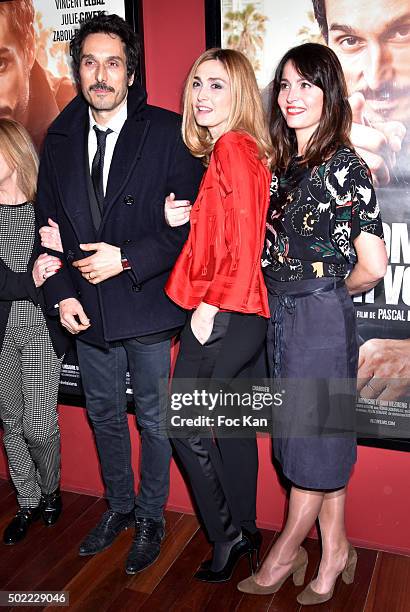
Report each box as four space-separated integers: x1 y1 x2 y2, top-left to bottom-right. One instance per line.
0 479 409 612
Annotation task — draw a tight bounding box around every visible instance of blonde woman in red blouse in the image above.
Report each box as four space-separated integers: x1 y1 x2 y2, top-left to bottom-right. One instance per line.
165 48 272 583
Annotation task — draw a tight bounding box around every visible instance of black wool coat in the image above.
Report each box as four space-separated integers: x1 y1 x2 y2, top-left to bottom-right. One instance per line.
36 82 204 348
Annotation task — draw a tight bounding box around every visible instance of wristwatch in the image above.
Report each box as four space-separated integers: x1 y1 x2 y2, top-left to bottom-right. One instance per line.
120 250 131 271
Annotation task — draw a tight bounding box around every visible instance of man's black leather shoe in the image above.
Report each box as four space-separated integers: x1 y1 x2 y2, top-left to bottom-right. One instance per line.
3 507 41 545
125 517 165 574
40 489 62 526
78 509 134 556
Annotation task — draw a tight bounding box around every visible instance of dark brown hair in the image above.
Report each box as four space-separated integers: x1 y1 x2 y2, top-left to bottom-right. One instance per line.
312 0 328 40
0 0 35 59
270 43 352 172
70 13 140 85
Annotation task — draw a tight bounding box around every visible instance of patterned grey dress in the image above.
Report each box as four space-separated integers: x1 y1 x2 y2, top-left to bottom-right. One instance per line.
0 202 62 508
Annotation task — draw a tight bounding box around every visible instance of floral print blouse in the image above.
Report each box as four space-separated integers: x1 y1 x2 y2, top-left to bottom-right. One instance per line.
262 147 384 282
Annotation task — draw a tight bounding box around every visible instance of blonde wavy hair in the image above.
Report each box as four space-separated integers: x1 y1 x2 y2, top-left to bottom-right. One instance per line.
0 119 39 202
182 48 272 165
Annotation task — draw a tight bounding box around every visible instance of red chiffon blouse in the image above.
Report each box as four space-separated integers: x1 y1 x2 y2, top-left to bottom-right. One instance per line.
165 131 270 317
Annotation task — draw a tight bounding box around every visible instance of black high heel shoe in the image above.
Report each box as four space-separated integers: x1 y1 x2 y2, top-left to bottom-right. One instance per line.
194 535 254 583
200 528 262 572
242 528 262 570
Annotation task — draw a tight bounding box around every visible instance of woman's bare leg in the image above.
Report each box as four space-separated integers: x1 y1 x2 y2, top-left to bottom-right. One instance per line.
255 486 324 586
310 487 350 593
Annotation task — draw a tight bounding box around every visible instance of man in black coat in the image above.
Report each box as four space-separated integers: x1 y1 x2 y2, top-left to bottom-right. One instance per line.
36 14 203 574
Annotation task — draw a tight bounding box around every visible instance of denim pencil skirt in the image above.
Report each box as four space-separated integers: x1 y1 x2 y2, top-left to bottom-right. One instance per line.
266 277 358 490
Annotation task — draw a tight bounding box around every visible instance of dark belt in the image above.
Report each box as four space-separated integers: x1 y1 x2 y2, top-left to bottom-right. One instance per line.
268 278 345 377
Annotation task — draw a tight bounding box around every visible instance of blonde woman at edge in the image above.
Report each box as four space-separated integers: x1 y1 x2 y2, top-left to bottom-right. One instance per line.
0 119 66 545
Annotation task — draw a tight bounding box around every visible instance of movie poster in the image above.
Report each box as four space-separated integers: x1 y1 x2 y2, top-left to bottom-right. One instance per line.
0 1 126 151
222 0 410 442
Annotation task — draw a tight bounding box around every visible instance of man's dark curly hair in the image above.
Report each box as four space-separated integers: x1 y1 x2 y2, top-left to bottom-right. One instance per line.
69 13 140 85
0 0 35 59
312 0 328 41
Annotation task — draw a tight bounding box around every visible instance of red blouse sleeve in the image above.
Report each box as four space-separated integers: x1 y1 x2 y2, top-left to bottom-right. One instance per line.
202 133 268 312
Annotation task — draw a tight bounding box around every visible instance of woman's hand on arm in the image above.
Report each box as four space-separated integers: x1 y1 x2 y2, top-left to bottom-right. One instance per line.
345 232 388 295
191 302 219 345
165 192 192 227
39 218 63 253
32 253 62 288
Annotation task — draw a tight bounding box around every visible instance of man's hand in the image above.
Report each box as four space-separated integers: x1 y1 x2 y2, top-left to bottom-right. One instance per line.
73 242 122 284
39 218 63 253
349 92 406 187
358 338 410 401
59 297 91 334
165 192 192 227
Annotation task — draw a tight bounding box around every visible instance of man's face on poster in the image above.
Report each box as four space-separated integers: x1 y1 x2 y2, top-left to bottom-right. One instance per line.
325 0 410 127
0 13 34 124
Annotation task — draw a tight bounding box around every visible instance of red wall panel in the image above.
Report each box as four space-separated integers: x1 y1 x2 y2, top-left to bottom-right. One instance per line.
143 0 205 112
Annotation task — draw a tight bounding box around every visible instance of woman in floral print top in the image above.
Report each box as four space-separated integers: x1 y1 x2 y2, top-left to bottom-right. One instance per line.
263 147 384 282
238 44 387 605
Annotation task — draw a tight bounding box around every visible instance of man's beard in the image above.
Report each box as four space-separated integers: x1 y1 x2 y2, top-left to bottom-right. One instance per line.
0 91 29 124
86 83 126 113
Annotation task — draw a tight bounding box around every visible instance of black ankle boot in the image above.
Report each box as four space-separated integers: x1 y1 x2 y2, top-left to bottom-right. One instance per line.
3 507 41 545
40 488 62 526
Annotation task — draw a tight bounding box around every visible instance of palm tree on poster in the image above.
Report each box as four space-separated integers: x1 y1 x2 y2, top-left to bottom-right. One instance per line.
224 3 267 72
297 10 325 44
